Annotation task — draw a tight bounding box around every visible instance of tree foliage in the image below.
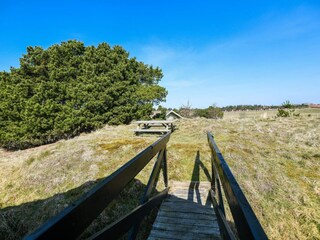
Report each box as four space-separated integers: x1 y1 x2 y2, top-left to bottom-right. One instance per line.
153 105 167 120
277 100 300 118
177 101 224 119
194 105 224 119
221 103 308 111
0 40 167 150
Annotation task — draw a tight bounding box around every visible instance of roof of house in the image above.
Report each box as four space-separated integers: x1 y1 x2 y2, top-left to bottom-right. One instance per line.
166 110 184 119
309 104 320 108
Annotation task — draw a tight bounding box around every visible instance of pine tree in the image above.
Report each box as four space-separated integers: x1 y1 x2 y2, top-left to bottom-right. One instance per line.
0 40 167 149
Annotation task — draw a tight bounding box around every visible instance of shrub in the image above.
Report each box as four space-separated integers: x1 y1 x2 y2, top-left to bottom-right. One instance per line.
194 105 224 119
0 41 167 150
277 100 300 117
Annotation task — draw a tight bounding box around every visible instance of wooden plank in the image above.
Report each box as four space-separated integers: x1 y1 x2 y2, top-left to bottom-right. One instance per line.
148 181 221 239
148 235 179 240
167 193 210 204
134 129 171 132
134 129 171 133
160 205 214 215
169 181 212 188
155 216 218 227
170 189 209 196
163 198 211 205
152 222 220 235
171 187 209 192
157 210 217 221
134 120 175 124
149 229 222 240
169 192 209 199
161 201 212 210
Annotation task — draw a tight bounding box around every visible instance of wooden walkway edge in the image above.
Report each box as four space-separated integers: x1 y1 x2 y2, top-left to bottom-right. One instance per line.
148 181 222 240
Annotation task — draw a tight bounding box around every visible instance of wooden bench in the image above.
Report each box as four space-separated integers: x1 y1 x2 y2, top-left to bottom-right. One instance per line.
133 120 175 134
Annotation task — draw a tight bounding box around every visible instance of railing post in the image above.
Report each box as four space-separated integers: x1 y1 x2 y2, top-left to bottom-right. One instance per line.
211 155 216 191
162 147 168 188
216 175 225 216
208 133 225 216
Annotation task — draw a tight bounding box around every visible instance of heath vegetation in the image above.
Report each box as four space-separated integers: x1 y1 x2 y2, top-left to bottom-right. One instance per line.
0 108 319 239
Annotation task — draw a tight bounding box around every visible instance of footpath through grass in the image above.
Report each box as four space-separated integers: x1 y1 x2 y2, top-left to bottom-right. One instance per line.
0 109 319 239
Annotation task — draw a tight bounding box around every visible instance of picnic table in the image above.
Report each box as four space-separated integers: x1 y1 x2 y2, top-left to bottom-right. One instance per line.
133 120 175 134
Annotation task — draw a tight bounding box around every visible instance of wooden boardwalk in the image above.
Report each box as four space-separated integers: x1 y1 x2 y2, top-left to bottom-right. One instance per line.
25 132 267 240
148 181 221 240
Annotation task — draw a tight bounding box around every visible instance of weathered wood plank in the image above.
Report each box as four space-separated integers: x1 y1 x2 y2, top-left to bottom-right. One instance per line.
169 188 210 195
156 210 217 221
165 195 209 203
148 235 178 240
155 216 218 227
166 194 210 202
134 120 175 124
149 229 222 240
161 200 212 209
166 199 210 206
169 181 212 188
152 222 220 235
134 129 171 133
148 181 221 239
160 204 213 215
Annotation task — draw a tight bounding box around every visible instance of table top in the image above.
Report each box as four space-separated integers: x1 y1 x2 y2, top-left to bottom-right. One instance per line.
134 120 176 124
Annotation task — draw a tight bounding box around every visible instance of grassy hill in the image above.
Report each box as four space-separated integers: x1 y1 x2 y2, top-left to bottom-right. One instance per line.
1 108 319 239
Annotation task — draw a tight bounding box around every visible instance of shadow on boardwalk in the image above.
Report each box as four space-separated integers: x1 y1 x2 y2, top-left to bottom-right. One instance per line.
187 150 238 238
189 150 212 206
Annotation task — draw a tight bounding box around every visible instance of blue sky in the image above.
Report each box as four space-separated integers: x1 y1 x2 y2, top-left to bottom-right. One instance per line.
1 1 319 108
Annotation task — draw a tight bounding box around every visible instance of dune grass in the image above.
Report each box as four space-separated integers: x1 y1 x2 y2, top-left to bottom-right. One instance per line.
170 115 320 239
0 108 319 239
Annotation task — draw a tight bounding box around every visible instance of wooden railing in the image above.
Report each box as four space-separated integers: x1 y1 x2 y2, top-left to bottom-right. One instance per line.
207 132 268 240
25 132 171 240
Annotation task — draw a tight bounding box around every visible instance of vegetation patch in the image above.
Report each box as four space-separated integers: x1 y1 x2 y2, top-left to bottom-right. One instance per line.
0 40 166 150
0 109 319 239
98 138 147 153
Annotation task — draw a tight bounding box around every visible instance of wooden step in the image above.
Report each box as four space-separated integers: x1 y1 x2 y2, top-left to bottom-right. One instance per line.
148 181 221 240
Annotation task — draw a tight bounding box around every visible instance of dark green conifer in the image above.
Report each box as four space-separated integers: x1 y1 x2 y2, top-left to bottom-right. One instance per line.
0 40 167 149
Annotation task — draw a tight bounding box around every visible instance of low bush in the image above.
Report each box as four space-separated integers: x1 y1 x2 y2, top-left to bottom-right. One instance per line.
277 100 300 117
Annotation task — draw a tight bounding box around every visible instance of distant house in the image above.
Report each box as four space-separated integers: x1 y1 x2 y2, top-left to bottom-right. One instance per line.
166 110 183 120
309 104 320 108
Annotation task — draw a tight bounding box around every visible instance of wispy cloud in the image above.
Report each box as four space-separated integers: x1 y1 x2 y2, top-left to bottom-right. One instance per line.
131 6 320 107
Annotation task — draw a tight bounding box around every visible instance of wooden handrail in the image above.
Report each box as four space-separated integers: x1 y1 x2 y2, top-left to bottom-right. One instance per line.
207 132 268 240
90 188 169 240
25 132 171 240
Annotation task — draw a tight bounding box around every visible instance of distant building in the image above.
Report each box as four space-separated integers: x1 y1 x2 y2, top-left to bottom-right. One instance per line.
166 110 183 120
309 104 320 108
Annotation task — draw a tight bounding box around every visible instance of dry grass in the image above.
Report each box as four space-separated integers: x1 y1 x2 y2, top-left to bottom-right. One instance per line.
0 125 159 239
0 108 319 239
169 109 320 239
